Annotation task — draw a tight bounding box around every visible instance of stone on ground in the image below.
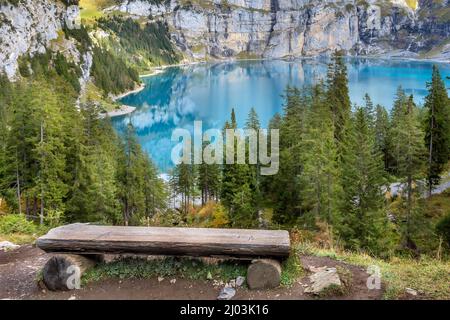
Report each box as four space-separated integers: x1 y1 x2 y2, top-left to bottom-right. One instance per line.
236 276 245 287
247 259 281 290
304 266 342 295
217 287 236 300
0 241 20 252
405 288 418 296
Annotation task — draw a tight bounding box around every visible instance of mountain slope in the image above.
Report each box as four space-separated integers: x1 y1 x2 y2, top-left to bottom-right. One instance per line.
107 0 449 60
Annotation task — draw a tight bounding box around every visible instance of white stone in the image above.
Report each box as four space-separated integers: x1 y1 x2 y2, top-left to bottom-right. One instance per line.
405 287 418 296
0 241 20 251
304 267 342 295
217 287 236 300
235 276 245 287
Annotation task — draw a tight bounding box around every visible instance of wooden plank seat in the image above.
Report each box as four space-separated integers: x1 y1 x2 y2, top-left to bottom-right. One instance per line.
37 223 291 259
37 224 290 291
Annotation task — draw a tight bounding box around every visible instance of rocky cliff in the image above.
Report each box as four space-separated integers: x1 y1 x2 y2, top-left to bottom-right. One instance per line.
0 0 92 85
0 0 448 82
110 0 449 60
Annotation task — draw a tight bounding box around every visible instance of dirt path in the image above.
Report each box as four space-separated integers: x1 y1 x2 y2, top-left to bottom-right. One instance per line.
0 246 384 300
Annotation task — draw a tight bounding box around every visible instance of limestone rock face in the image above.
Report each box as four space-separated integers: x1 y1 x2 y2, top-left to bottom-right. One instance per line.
1 0 448 81
0 0 81 79
110 0 449 61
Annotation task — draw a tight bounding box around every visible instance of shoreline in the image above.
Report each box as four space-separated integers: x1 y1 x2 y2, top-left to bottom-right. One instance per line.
112 83 146 101
101 105 136 119
107 54 448 119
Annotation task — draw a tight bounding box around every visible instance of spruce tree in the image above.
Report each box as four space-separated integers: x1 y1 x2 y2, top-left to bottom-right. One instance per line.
327 51 351 146
221 109 257 227
271 88 306 224
198 141 221 206
390 93 426 250
171 163 197 217
66 103 121 224
299 83 342 225
340 106 392 254
117 123 146 225
374 104 391 171
424 65 450 195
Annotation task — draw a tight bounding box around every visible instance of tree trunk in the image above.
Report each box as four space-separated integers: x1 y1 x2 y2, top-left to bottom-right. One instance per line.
37 224 291 259
428 92 435 197
16 156 21 215
247 259 282 290
42 254 102 291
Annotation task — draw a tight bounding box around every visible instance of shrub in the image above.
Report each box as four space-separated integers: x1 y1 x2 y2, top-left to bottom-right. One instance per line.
0 214 37 235
436 214 450 247
187 202 229 228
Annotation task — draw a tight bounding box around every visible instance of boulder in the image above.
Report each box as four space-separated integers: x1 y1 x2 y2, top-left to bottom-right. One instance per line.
304 267 342 295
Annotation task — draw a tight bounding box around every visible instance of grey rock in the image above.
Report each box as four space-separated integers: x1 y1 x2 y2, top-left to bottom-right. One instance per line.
112 0 450 61
236 276 246 287
0 241 20 252
304 267 342 295
217 287 236 300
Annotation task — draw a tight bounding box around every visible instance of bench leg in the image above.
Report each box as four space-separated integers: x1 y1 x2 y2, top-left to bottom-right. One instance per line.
247 259 282 290
42 254 102 291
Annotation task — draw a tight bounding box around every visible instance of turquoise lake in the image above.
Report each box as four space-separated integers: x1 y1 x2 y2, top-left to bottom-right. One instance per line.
113 58 450 172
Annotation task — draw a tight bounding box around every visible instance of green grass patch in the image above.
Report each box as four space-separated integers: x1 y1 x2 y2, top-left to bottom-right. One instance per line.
297 242 450 300
0 232 38 245
83 256 248 285
280 248 304 287
79 0 118 24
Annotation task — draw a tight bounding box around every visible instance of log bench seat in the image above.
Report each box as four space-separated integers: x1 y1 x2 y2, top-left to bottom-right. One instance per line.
36 224 291 291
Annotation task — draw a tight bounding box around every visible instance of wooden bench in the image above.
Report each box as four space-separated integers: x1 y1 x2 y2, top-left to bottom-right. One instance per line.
37 224 291 291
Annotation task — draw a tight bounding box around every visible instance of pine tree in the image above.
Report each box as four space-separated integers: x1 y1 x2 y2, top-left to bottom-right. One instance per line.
245 107 261 213
327 51 351 146
374 104 391 171
142 155 167 220
271 88 307 224
117 123 146 225
197 142 221 206
261 113 281 199
66 102 121 224
390 93 426 250
221 109 258 227
245 107 260 131
424 65 450 195
171 163 197 216
340 106 392 254
299 83 342 225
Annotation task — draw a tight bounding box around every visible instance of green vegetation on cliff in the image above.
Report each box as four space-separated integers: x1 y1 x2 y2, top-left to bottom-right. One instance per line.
97 16 181 70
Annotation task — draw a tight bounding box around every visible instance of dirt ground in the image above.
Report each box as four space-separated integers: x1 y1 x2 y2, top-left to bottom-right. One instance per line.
0 245 384 300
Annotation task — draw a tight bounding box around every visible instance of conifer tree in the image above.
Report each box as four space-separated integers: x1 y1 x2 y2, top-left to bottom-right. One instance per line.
424 65 450 195
327 51 351 146
221 109 257 227
171 163 197 217
374 104 391 171
299 83 342 225
66 103 121 224
117 123 147 225
390 93 426 250
197 141 221 206
340 106 392 254
271 88 307 224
